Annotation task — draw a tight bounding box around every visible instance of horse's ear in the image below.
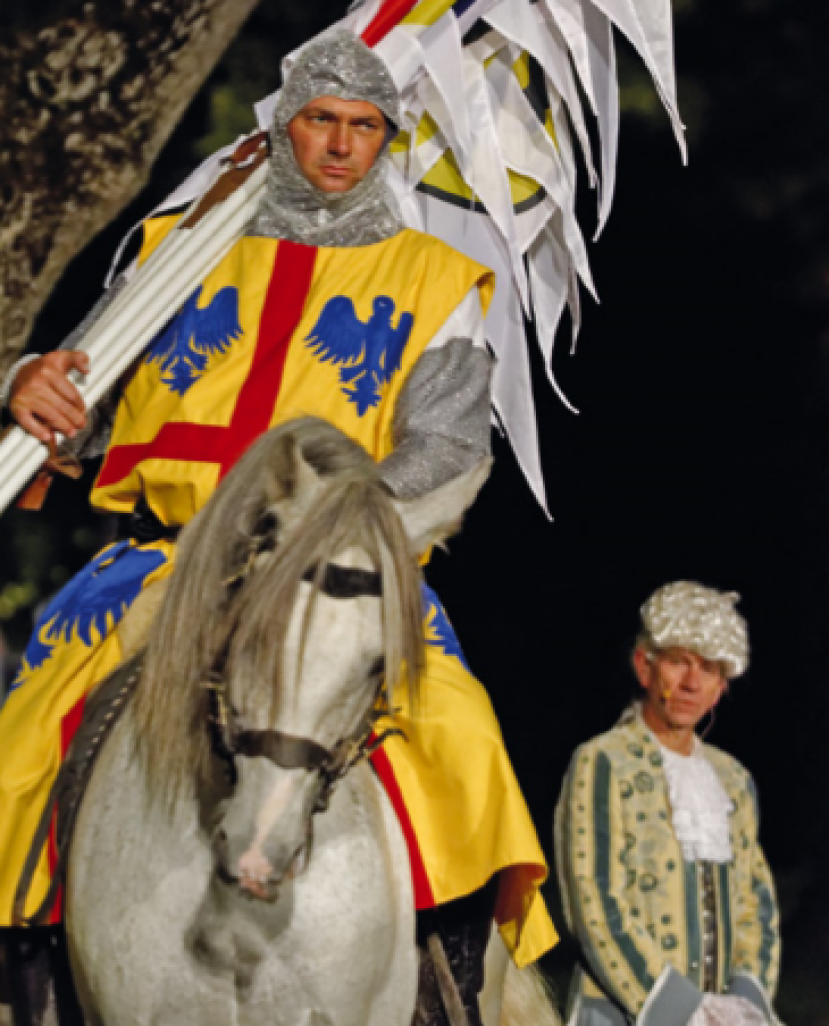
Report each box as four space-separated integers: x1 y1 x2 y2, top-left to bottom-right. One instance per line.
394 458 491 557
269 438 325 530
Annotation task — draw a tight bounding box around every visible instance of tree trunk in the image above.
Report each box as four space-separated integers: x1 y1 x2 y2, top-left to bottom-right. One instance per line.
0 0 263 373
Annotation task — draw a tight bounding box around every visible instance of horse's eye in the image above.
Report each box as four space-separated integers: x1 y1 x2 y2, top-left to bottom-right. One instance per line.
251 509 278 551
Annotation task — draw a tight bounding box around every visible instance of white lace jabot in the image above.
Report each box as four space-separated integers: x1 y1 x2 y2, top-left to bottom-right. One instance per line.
657 738 734 863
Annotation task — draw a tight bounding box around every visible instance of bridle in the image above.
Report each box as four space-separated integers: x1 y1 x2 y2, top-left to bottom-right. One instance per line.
205 538 401 813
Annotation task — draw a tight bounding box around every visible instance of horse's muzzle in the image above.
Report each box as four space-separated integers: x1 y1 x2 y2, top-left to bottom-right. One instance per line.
214 859 280 903
213 829 306 903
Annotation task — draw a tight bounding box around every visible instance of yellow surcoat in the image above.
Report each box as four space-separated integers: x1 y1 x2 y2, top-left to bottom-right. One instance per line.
0 226 556 964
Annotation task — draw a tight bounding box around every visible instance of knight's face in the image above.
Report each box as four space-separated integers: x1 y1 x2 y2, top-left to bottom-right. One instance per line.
287 96 387 194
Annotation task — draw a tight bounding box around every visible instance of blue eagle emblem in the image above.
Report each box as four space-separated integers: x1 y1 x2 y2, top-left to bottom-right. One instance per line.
305 296 414 416
423 584 469 670
11 542 168 692
145 285 242 395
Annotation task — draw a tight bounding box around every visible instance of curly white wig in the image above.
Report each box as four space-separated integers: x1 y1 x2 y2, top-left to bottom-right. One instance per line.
639 581 749 679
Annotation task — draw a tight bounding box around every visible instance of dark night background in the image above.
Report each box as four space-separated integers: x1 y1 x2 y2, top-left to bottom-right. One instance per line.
1 1 827 1021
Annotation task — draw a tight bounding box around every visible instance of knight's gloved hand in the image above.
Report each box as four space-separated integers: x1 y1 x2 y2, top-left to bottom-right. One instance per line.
688 994 769 1026
8 351 90 445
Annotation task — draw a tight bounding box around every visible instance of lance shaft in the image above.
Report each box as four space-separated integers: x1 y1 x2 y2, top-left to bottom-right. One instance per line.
0 157 268 516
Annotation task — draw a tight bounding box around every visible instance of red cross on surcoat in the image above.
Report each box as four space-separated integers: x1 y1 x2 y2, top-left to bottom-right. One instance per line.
97 241 318 489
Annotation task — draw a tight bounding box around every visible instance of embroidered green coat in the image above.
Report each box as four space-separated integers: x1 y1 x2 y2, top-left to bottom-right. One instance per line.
555 709 779 1026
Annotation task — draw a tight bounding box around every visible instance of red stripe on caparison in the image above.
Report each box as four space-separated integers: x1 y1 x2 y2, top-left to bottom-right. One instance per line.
369 736 436 910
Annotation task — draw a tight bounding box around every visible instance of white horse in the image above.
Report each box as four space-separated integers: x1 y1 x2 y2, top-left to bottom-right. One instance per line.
65 418 558 1026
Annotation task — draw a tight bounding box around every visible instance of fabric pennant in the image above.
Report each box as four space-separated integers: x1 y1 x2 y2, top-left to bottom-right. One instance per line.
484 51 596 297
415 189 549 513
485 0 598 194
490 281 549 515
586 0 686 157
416 13 473 176
629 0 678 103
541 0 619 236
528 221 578 413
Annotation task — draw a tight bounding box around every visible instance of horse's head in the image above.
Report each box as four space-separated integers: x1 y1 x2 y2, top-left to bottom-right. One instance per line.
135 417 489 902
209 533 391 901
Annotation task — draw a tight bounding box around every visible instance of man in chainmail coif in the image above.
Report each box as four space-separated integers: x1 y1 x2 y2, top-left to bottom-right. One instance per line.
555 582 780 1026
0 30 556 1026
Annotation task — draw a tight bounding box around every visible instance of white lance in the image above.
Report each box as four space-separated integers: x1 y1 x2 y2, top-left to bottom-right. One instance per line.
0 149 269 516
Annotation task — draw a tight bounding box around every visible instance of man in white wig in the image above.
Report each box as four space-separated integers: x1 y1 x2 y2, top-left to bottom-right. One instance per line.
0 29 555 1026
555 582 780 1026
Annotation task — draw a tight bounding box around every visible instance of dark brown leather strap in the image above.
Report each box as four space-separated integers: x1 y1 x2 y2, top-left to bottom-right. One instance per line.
179 132 269 229
13 654 144 926
16 440 83 512
301 562 382 599
234 729 331 771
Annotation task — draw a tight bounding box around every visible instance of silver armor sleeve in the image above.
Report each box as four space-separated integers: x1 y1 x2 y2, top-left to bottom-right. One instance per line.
379 337 493 500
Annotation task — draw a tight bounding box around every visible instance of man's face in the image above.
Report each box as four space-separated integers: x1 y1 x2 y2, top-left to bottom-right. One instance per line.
286 96 387 194
634 646 726 733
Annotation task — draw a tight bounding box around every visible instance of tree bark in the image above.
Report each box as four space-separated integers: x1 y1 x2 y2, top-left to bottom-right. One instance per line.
0 0 263 373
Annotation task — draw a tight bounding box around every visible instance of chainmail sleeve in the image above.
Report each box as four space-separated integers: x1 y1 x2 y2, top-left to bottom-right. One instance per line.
60 386 120 461
379 289 493 500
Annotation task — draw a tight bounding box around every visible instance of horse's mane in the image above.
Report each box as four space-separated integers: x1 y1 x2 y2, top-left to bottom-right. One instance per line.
134 417 424 802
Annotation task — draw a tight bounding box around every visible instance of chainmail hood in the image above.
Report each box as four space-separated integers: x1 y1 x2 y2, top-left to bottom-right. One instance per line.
247 29 404 248
639 581 749 679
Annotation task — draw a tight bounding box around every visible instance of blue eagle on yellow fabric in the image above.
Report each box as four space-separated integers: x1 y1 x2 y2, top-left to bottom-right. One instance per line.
10 542 167 692
305 295 414 416
146 285 242 395
423 584 469 671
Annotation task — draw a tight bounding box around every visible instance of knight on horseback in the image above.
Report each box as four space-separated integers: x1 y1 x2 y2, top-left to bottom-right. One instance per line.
0 29 556 1026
